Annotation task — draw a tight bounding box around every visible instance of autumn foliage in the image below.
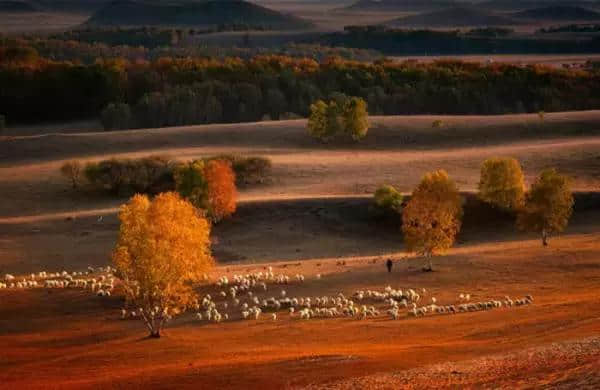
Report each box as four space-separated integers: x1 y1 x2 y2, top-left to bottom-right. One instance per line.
402 170 463 271
478 157 525 211
174 159 237 222
517 169 573 246
203 159 238 222
112 192 213 337
308 96 369 142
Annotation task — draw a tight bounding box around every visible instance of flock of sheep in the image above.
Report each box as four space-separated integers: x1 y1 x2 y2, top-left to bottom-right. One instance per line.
2 267 117 296
3 265 533 326
192 267 533 324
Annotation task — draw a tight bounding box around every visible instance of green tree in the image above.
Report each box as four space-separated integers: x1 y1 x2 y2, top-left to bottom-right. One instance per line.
205 96 223 123
478 157 525 211
374 185 403 215
402 170 463 271
101 102 132 130
266 88 287 120
174 161 209 211
517 169 573 246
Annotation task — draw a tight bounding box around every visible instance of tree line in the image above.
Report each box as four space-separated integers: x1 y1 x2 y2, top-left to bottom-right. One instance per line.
375 158 574 270
2 53 600 127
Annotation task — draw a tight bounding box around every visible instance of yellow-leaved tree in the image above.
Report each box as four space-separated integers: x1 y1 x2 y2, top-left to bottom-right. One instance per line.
112 192 213 337
478 157 525 211
517 169 573 246
402 170 463 271
307 97 369 142
343 97 369 141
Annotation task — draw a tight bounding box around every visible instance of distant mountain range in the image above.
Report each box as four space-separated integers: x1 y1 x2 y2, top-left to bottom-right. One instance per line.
385 6 517 27
512 5 600 20
85 0 313 29
375 3 600 28
0 0 37 12
347 0 600 12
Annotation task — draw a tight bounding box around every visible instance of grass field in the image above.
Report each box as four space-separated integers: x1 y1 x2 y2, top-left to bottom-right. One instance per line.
1 111 600 388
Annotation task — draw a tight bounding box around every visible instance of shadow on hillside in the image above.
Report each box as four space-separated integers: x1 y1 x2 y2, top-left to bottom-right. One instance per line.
212 192 600 264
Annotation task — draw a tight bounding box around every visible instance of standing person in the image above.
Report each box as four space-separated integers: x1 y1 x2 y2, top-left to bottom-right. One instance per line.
386 258 393 273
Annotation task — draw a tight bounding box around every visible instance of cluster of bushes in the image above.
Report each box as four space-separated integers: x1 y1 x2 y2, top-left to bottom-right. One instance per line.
61 155 271 195
61 155 246 222
374 157 574 269
307 95 369 142
3 52 600 126
82 156 175 196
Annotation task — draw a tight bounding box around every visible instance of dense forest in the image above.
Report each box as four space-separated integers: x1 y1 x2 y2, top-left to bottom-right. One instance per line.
2 43 600 128
318 27 600 55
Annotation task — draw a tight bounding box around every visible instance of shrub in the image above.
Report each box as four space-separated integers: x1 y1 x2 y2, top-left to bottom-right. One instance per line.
101 103 132 131
517 169 573 246
402 170 463 271
84 156 174 196
113 192 213 338
60 160 83 189
373 185 403 216
478 157 525 212
432 119 444 128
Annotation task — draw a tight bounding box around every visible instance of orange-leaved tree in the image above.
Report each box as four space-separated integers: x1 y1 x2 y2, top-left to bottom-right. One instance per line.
203 159 238 222
112 192 213 337
174 159 237 222
517 169 573 246
402 170 463 271
478 157 525 212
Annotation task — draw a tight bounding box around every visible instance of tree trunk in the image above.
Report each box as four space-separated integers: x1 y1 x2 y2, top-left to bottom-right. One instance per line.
542 229 548 247
423 253 433 272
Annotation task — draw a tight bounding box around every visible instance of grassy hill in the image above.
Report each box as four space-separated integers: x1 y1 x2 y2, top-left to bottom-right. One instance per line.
86 0 313 30
512 6 600 21
386 6 518 27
